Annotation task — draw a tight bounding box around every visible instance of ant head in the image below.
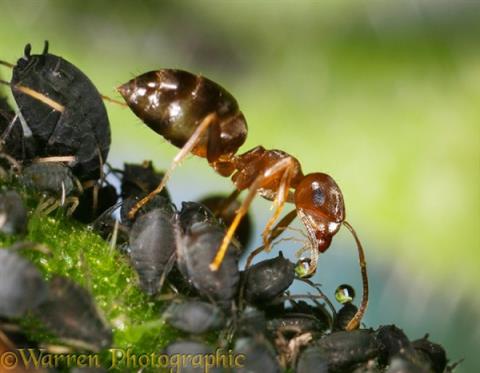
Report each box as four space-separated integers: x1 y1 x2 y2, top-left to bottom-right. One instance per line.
294 172 345 252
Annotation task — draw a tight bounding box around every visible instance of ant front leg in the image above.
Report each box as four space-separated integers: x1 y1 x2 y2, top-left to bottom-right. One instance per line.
127 113 217 219
210 157 297 271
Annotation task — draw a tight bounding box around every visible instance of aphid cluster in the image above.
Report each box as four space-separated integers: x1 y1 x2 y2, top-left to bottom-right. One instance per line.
0 42 455 372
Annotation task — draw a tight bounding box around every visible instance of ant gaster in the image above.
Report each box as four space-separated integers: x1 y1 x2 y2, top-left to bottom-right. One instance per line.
117 69 368 330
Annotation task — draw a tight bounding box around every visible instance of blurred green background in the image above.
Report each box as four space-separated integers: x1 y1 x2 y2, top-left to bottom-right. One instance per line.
0 0 478 371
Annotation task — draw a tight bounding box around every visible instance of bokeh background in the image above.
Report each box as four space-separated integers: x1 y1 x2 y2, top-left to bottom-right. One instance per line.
0 1 478 371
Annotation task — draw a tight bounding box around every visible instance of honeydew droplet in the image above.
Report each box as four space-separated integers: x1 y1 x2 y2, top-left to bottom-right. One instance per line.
335 284 355 304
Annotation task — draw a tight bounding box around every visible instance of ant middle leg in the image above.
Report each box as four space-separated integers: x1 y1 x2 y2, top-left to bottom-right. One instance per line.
128 112 217 219
210 157 297 271
261 162 296 251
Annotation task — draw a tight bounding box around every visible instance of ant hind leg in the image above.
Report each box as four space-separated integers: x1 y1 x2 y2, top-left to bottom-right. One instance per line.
128 112 217 219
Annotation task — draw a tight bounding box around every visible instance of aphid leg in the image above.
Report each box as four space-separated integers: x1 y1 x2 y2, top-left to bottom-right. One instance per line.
128 112 217 219
36 196 59 215
65 196 80 216
210 157 295 271
343 221 368 331
0 112 19 143
0 153 21 174
109 219 120 252
157 253 177 293
244 209 296 270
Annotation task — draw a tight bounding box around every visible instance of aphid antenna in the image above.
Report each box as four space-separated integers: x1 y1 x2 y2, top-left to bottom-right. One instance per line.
0 60 15 68
297 278 337 320
342 220 369 331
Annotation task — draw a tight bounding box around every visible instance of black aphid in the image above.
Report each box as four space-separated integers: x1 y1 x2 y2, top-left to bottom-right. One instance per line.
20 162 78 196
176 202 240 307
163 340 222 373
0 190 28 235
177 201 218 231
9 42 110 181
199 194 252 250
163 300 225 334
19 162 82 215
33 276 112 351
296 345 329 373
374 325 416 366
243 252 295 304
334 302 358 331
307 329 380 371
128 202 177 295
233 336 281 373
411 336 447 373
73 182 118 223
0 249 48 318
267 299 331 337
121 161 169 200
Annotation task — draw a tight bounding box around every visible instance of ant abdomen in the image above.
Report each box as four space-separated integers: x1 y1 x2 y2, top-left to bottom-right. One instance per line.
295 173 345 252
117 69 247 163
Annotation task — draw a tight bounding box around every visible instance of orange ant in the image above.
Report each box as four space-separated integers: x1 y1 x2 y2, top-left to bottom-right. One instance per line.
117 69 368 330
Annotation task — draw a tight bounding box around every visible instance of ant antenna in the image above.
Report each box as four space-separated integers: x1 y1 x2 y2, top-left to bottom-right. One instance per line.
342 221 368 331
42 40 49 55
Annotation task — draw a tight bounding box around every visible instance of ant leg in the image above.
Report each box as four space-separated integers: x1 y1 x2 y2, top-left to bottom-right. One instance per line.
261 163 296 251
343 221 368 331
128 112 217 219
210 157 295 271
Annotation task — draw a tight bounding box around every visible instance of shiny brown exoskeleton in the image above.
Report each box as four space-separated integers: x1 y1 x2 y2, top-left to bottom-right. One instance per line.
118 69 368 331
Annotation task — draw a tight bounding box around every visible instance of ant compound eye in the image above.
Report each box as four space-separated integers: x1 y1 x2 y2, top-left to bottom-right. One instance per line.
311 181 326 207
335 284 355 304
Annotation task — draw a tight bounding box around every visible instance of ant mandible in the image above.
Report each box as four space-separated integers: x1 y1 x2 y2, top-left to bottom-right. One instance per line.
117 69 368 330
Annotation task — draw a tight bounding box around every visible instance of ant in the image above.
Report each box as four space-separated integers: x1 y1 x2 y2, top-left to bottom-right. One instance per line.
116 68 368 331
